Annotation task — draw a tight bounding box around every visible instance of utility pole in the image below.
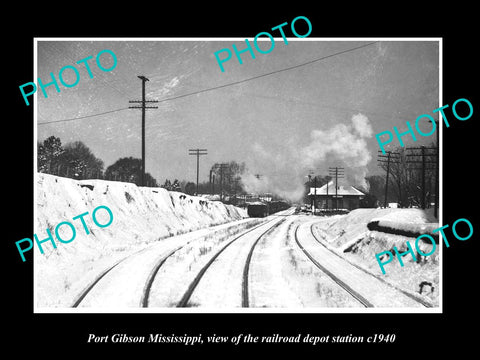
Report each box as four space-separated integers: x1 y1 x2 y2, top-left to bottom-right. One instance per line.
422 146 426 209
435 119 439 218
129 76 158 186
420 117 440 218
385 152 392 208
405 146 437 209
377 151 400 208
328 167 344 211
188 149 207 195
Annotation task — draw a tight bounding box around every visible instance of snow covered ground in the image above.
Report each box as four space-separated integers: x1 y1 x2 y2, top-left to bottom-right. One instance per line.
34 173 247 309
311 208 440 306
249 216 363 308
34 175 439 311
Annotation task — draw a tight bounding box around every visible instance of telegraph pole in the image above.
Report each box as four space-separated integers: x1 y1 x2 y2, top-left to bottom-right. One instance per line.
385 152 392 208
328 167 344 211
188 149 208 195
435 119 439 218
420 118 440 218
405 146 437 209
377 150 400 208
129 76 158 186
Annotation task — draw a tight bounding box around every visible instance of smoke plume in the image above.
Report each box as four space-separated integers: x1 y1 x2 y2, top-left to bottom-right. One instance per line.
240 113 373 202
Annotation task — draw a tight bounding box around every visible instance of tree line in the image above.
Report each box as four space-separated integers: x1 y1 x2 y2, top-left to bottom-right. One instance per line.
38 135 159 187
37 136 248 196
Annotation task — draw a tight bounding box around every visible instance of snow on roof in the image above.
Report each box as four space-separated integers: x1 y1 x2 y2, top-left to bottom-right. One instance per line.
307 181 365 196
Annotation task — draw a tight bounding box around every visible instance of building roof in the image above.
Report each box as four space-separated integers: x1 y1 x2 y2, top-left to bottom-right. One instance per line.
307 181 365 196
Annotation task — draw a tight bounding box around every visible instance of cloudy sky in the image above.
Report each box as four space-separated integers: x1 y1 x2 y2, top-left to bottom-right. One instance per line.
36 38 439 200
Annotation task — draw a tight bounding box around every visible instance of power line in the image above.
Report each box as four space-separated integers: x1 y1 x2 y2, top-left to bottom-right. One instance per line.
153 42 378 104
38 107 130 125
38 41 378 126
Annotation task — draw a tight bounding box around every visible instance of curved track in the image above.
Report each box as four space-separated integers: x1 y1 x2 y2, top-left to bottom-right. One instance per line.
308 223 433 308
294 224 373 307
293 219 430 308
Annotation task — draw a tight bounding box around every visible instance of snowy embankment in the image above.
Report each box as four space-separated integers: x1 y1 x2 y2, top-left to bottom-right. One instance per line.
311 208 440 305
35 173 247 307
367 213 440 241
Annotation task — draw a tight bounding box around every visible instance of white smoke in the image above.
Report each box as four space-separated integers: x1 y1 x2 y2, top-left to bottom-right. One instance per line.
240 113 373 202
241 143 306 201
300 113 373 187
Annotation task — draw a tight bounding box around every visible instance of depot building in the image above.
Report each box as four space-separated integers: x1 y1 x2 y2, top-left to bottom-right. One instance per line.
308 181 365 211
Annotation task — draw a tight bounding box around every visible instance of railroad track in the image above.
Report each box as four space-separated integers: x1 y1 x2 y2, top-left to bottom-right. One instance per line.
308 223 433 308
71 247 146 308
71 219 261 308
293 224 374 308
176 215 288 308
74 210 427 310
71 236 203 308
242 216 287 307
72 214 289 308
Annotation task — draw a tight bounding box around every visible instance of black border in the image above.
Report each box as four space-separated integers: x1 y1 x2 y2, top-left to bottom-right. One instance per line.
6 5 478 354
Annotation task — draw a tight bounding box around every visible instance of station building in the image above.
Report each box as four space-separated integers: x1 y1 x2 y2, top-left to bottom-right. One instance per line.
308 181 365 211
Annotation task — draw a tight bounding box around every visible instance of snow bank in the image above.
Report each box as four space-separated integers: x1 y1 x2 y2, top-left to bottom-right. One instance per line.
367 220 440 240
313 208 438 249
311 208 440 306
35 173 247 307
367 208 439 239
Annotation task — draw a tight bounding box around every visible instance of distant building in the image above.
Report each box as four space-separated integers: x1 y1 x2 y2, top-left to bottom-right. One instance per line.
308 181 365 211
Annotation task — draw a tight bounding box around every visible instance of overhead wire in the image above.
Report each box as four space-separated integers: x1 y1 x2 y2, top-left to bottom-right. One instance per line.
38 41 379 126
